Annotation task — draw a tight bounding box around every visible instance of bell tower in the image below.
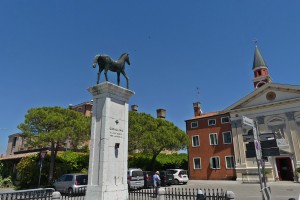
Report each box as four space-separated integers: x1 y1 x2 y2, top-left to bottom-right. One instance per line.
252 45 272 88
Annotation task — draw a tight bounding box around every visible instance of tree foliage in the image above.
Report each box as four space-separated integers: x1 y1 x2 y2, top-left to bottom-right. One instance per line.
18 107 91 184
128 153 188 171
16 152 89 188
128 111 189 168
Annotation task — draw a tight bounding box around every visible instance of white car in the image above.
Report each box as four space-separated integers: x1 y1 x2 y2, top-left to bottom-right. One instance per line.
167 169 189 185
127 168 144 190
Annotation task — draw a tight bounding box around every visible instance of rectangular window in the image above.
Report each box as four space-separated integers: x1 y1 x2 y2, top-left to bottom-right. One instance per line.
225 156 235 169
223 131 232 144
193 157 201 169
12 137 18 147
221 117 230 124
210 157 220 169
192 135 200 147
191 121 198 128
208 119 216 126
209 133 218 145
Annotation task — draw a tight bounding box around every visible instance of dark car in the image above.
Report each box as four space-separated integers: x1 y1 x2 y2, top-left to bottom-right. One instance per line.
143 171 154 188
160 170 174 186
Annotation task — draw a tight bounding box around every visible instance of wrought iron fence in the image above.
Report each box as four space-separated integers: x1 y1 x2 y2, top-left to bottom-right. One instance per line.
129 187 228 200
0 188 54 200
59 187 86 200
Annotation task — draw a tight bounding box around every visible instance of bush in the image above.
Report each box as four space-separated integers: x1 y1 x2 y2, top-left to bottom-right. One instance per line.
16 152 89 188
128 153 188 171
0 176 13 188
296 167 300 174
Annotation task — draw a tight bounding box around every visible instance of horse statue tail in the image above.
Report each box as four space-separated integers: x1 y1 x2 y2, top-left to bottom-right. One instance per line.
92 54 101 68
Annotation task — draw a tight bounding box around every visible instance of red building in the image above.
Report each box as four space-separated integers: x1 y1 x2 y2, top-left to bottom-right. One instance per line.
186 102 236 180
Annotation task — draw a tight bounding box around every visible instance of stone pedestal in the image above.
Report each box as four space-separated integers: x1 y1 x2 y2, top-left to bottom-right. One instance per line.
86 82 134 200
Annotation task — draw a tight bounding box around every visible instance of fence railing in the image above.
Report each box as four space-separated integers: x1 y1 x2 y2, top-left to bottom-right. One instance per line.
0 188 54 200
0 186 231 200
129 187 228 200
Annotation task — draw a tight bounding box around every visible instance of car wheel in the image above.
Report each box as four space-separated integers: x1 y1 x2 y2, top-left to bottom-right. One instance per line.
174 179 179 185
68 188 74 196
183 182 187 185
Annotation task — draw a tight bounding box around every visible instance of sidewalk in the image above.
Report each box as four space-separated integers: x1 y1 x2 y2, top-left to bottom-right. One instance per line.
178 180 300 200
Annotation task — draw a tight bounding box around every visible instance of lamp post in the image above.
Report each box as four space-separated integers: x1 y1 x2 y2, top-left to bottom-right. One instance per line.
38 150 47 188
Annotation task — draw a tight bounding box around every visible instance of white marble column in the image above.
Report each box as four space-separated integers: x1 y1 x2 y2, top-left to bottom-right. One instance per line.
86 82 134 200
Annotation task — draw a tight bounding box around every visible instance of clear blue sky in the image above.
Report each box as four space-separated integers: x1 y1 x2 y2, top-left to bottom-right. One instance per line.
1 1 300 155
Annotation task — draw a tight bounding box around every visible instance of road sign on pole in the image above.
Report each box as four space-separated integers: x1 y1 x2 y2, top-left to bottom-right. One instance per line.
242 116 261 160
242 116 254 127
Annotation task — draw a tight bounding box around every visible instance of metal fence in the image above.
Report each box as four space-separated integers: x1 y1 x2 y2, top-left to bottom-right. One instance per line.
129 187 228 200
0 188 54 200
59 187 86 200
0 187 227 200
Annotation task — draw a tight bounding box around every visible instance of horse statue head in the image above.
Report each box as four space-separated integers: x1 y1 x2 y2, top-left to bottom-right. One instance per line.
120 53 130 66
92 53 131 89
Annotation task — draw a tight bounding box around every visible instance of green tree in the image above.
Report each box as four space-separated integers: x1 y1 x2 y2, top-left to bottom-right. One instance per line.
18 107 90 184
128 111 189 169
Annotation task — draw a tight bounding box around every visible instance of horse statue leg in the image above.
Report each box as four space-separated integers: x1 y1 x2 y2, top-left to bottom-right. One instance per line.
121 71 129 89
97 72 100 84
104 65 109 82
117 72 121 86
97 68 104 84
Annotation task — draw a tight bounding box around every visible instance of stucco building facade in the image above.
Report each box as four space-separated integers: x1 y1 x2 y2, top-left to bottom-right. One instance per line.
187 46 300 181
186 104 236 180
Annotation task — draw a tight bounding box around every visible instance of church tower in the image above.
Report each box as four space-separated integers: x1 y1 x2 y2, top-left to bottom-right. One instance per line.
252 45 272 88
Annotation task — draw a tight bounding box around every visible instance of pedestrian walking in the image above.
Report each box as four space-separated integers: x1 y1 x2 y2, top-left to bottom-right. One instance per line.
153 171 161 197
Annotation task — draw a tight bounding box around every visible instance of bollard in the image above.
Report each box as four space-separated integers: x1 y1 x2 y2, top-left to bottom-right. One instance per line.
196 189 206 200
52 191 61 200
158 188 165 200
226 191 236 200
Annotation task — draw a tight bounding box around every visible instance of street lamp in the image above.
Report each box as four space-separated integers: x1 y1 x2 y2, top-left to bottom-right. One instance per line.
38 150 47 188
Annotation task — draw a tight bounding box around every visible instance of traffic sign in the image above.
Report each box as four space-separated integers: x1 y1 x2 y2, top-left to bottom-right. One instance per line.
242 116 254 127
261 139 277 148
246 150 256 158
40 151 47 160
262 147 280 157
243 135 254 142
246 142 255 151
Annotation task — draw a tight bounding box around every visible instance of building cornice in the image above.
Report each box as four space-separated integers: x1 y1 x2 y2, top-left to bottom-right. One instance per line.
229 97 300 114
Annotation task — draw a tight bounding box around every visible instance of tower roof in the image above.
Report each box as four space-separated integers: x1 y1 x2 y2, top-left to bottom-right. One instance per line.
253 46 267 69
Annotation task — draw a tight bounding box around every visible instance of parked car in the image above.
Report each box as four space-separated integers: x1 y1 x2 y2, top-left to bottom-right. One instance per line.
127 168 144 190
143 171 154 188
53 173 88 196
160 170 174 186
166 169 189 185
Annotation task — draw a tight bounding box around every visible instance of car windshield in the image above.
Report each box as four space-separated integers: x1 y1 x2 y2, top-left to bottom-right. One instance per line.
76 175 88 185
179 170 187 175
132 171 143 177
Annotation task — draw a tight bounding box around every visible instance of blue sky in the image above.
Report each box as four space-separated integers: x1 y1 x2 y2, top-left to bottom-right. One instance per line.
1 1 300 155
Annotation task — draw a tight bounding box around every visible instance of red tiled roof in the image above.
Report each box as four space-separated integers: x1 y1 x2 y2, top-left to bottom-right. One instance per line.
0 152 38 161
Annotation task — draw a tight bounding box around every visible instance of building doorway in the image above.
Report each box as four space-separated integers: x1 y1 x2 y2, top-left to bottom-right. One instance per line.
276 157 294 181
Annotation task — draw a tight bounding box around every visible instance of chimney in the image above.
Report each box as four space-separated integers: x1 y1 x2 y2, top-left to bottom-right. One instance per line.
156 109 166 119
131 105 138 112
193 102 201 117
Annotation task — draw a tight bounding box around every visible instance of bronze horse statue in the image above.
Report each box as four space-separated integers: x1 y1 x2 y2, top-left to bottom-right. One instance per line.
92 53 130 88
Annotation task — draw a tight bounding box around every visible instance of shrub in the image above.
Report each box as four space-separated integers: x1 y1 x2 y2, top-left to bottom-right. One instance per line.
0 176 13 188
128 153 188 171
16 152 89 188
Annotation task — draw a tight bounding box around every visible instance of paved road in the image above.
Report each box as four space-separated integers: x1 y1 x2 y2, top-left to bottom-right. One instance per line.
1 181 299 200
169 180 300 200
